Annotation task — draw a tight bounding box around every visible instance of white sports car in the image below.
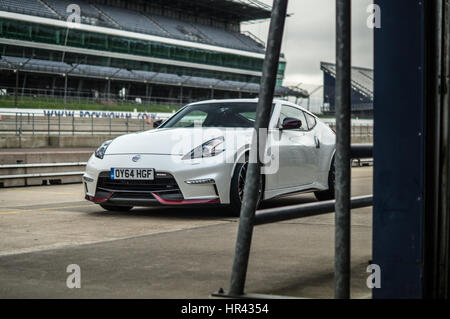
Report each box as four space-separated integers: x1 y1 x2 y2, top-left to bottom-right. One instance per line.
83 99 336 215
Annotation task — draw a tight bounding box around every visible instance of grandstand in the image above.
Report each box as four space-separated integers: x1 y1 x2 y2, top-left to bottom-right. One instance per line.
320 61 373 117
0 0 308 109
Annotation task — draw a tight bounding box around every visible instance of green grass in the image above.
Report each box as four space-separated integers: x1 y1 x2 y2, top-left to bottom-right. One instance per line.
0 96 181 113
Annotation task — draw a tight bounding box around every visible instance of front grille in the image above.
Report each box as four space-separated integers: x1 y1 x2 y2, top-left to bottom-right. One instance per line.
96 171 183 200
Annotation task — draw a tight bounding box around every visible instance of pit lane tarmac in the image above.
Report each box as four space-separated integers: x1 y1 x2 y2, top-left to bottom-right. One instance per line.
0 167 373 298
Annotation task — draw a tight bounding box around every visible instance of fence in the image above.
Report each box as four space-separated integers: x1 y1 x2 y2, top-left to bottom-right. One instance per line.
0 86 187 110
0 112 155 136
213 0 370 300
328 123 373 136
0 111 373 137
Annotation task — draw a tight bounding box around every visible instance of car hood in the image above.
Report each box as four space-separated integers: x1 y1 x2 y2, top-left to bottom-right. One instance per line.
105 127 254 156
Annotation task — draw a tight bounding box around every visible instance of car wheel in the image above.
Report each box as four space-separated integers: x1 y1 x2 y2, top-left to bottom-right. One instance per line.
314 157 335 201
229 158 263 217
99 204 133 212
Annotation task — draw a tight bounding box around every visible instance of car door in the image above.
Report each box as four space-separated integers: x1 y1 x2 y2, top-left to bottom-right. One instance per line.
302 110 321 184
274 104 319 189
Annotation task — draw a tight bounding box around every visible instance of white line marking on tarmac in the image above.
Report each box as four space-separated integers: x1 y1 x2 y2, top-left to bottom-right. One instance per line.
0 222 233 257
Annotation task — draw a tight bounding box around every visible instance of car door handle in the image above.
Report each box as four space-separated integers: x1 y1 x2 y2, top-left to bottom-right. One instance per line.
314 136 320 148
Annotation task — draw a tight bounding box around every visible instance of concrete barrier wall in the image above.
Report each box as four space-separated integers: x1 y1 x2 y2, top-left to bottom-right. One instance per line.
0 149 93 187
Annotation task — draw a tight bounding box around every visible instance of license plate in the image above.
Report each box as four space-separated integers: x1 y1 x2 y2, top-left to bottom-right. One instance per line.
110 168 154 180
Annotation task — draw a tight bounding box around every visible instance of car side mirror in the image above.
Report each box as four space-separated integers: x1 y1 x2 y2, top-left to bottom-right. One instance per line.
153 119 163 128
281 117 302 130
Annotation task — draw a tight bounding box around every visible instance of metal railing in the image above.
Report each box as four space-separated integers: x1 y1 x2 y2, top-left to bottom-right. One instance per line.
1 110 374 137
0 162 86 184
1 111 157 136
328 123 373 136
254 195 373 226
213 144 373 299
213 0 370 300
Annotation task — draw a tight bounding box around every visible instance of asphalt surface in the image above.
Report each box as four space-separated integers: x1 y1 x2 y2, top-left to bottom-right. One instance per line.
0 166 373 298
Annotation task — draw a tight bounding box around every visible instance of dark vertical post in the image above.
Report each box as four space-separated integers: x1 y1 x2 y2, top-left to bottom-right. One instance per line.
19 113 22 147
107 78 111 106
422 0 447 298
438 0 450 298
64 74 68 110
433 0 450 298
228 0 288 296
373 0 426 298
15 70 18 107
334 0 351 299
21 74 27 99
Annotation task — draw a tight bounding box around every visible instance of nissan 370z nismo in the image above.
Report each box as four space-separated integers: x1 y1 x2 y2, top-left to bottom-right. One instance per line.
84 99 336 215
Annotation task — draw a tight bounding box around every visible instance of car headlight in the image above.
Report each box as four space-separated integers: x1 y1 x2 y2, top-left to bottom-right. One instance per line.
95 140 112 159
182 137 225 160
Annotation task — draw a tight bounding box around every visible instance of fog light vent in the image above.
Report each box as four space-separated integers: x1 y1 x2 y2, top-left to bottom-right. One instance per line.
184 178 215 185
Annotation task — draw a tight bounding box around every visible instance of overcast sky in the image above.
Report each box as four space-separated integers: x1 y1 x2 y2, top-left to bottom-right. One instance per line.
242 0 373 92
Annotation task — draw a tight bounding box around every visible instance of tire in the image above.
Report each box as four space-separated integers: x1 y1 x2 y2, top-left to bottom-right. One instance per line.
314 157 335 201
229 158 263 217
100 204 133 212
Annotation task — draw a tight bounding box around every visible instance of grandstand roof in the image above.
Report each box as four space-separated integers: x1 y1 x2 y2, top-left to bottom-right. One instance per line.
0 56 307 98
320 62 373 100
144 0 272 22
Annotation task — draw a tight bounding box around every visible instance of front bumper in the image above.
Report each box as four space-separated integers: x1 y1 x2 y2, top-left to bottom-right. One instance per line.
85 193 220 207
83 153 234 206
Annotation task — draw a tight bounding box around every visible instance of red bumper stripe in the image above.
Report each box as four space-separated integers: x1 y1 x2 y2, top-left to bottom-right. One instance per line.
151 192 220 205
85 193 111 203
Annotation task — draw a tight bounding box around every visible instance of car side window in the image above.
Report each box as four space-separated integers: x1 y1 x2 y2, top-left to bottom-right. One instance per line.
305 112 317 130
278 105 308 131
172 110 207 127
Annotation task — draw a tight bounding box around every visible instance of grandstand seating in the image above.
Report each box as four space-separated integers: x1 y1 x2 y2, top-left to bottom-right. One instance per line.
320 62 373 99
44 0 113 27
146 13 208 43
353 68 373 94
234 32 265 49
194 23 260 52
94 4 166 37
0 0 57 18
0 56 297 96
0 0 264 53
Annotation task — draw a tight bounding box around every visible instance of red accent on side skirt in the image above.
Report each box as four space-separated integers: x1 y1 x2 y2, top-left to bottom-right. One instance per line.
151 192 220 205
85 193 111 203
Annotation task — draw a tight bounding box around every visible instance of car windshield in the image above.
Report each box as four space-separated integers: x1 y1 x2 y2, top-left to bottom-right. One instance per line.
160 102 259 128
